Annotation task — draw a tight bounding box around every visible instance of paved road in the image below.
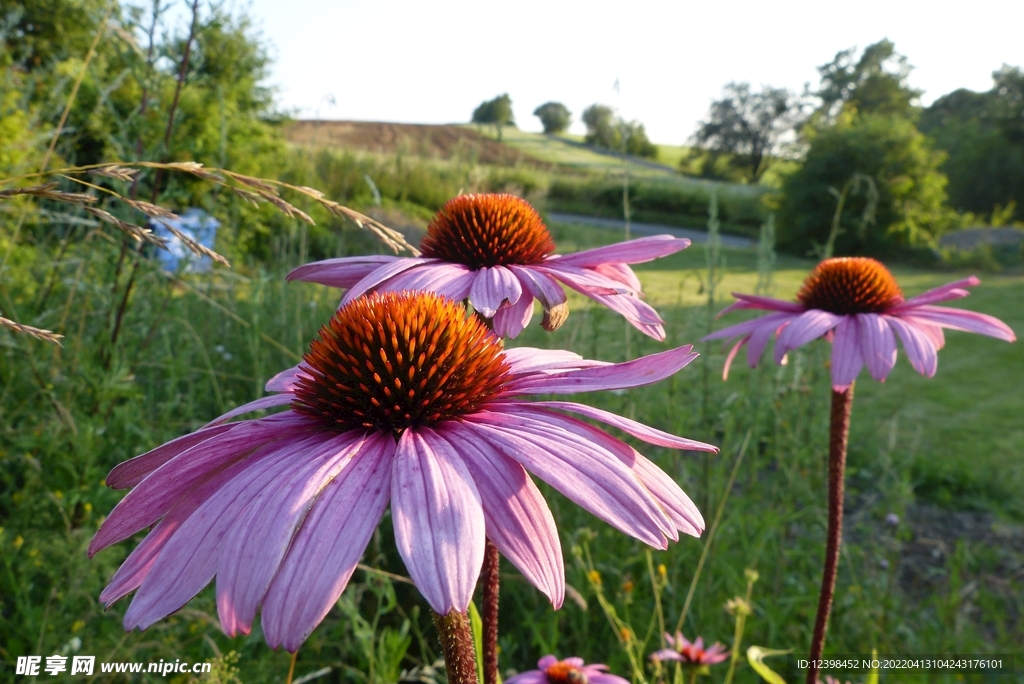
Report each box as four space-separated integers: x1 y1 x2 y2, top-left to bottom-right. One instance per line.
548 212 755 249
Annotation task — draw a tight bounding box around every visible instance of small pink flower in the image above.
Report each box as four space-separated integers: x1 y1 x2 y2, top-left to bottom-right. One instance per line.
703 257 1015 390
651 632 729 667
89 291 714 651
288 193 690 339
508 655 629 684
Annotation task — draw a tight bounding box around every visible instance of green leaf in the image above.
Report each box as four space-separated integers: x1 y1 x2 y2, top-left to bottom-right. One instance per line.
746 646 791 684
865 649 879 684
468 601 485 684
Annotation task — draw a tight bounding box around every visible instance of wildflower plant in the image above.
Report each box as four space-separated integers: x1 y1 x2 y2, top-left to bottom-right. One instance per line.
507 655 630 684
703 256 1016 684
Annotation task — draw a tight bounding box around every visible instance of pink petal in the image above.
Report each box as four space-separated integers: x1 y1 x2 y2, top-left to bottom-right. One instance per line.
216 433 365 636
265 364 311 393
492 292 535 338
722 335 748 380
857 313 897 381
538 655 558 669
702 311 796 342
830 316 863 390
582 291 665 335
885 315 938 377
123 434 331 630
774 310 842 363
105 423 234 490
340 258 437 305
90 414 311 556
748 314 792 366
376 262 476 302
563 658 586 668
506 671 547 684
391 428 485 614
718 293 804 316
892 276 980 309
498 407 704 537
523 401 717 452
589 672 630 684
899 305 1015 342
510 266 567 309
593 262 642 292
465 413 673 548
203 393 295 428
536 264 627 295
469 266 522 317
502 348 604 376
286 255 402 287
509 345 698 396
440 425 565 608
262 433 395 651
552 235 690 267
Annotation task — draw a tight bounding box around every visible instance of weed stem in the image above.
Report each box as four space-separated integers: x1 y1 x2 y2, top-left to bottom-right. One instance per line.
434 610 480 684
482 539 500 684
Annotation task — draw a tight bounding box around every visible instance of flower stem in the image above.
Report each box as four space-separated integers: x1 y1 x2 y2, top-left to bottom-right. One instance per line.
434 610 480 684
806 384 854 684
481 539 500 684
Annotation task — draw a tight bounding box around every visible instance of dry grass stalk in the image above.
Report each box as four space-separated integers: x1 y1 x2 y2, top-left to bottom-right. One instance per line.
0 315 64 346
156 220 230 267
83 207 166 248
0 183 96 204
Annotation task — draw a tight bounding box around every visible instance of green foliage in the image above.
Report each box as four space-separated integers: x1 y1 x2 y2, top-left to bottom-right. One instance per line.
547 175 768 237
472 93 515 141
690 82 801 183
581 104 658 159
921 66 1024 223
777 113 951 257
815 39 922 120
533 101 572 134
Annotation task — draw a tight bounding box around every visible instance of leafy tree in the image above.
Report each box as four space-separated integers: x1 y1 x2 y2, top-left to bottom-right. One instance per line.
690 82 801 182
921 66 1024 222
815 39 922 120
581 104 658 159
778 112 950 258
533 101 571 134
471 93 515 140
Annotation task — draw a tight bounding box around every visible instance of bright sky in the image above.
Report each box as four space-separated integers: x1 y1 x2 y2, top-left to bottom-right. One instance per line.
238 0 1024 145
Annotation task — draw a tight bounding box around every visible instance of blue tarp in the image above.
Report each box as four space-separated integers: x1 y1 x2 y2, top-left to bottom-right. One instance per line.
149 208 220 273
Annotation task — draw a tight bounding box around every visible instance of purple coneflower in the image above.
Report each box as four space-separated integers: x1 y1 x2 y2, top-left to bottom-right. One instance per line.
651 632 729 667
287 193 690 339
89 291 713 657
702 256 1014 684
703 257 1015 390
507 655 629 684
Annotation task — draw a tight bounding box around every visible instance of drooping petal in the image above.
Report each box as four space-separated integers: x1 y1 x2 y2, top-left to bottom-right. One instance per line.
492 292 535 338
496 405 704 537
552 235 690 268
502 348 605 376
104 423 234 490
892 276 980 309
440 425 565 608
886 315 938 377
510 265 567 309
465 413 674 548
593 262 642 292
505 671 547 684
587 669 631 684
509 345 698 395
265 364 311 393
216 432 364 636
376 262 476 302
391 428 485 614
469 266 523 317
830 316 863 390
262 433 395 651
582 289 665 328
538 656 559 670
899 305 1016 342
340 258 437 305
747 313 793 367
774 310 842 363
123 434 331 630
857 313 897 381
536 264 628 295
90 414 312 556
722 336 747 380
203 393 295 428
286 255 402 288
717 293 805 316
702 311 797 342
522 401 717 452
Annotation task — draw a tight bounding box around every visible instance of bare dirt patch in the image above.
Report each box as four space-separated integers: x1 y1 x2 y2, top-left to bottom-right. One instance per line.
285 120 551 168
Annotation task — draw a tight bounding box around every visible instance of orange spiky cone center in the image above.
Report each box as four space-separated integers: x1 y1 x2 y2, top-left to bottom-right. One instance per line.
545 662 589 684
420 193 556 269
796 257 904 315
292 291 511 434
